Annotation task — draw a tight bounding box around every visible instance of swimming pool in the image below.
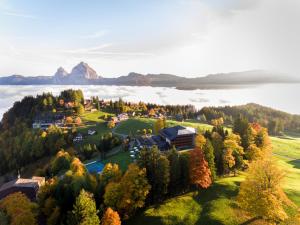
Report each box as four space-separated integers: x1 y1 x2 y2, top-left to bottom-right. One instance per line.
85 161 104 174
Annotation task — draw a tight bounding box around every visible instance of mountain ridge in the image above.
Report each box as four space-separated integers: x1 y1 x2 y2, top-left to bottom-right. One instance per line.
0 62 299 89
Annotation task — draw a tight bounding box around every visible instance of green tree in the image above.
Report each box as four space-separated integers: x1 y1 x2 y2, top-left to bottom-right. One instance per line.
72 189 100 225
203 139 216 180
138 146 170 202
167 147 181 195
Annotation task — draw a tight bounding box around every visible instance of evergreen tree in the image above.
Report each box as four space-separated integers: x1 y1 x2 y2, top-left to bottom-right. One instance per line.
72 189 100 225
203 139 217 180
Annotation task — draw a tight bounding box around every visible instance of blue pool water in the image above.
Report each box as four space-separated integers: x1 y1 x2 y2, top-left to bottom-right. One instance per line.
85 161 104 174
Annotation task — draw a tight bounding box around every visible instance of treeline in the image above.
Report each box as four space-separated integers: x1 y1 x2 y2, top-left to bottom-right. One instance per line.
0 89 84 130
199 103 300 135
93 97 197 119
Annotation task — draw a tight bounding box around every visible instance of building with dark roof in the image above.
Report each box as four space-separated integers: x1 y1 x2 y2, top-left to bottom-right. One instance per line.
136 125 196 151
159 125 196 149
0 176 45 201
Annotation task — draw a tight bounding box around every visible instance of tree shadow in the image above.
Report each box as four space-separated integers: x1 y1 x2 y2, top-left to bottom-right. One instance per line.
193 181 241 225
287 159 300 169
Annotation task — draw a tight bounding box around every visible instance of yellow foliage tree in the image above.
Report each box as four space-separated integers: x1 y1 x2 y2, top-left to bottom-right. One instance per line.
0 192 38 225
195 134 206 148
154 118 166 134
237 159 295 222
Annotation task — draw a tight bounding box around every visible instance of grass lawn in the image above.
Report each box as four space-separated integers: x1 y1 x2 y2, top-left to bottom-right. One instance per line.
102 151 133 172
81 110 114 123
77 111 115 145
271 136 300 206
126 175 245 225
114 118 214 136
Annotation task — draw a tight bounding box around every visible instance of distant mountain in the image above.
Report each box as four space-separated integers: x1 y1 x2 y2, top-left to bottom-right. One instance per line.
0 62 299 89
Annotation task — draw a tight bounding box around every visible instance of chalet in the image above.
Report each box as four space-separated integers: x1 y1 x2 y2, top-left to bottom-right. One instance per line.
159 125 196 149
0 176 45 201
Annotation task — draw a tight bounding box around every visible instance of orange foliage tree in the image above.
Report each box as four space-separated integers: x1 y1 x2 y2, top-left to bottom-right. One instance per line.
189 147 212 189
101 207 121 225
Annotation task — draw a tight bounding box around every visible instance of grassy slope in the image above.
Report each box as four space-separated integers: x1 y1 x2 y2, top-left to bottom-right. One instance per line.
126 176 245 225
78 111 115 145
271 136 300 206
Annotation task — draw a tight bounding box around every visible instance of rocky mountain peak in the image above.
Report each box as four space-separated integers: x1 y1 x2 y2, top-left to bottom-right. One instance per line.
54 67 69 78
70 62 99 79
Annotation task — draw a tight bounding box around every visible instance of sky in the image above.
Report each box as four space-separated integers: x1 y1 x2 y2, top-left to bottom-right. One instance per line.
0 0 300 78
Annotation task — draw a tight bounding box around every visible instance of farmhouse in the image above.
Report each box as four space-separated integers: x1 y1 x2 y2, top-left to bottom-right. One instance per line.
0 176 45 201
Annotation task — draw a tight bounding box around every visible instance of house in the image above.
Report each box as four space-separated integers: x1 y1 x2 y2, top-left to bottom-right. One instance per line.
32 113 65 130
88 129 96 136
117 113 129 121
73 133 83 142
0 176 45 201
159 125 196 149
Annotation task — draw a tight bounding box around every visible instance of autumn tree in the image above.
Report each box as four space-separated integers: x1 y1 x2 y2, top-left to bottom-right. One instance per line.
189 147 212 189
101 208 121 225
104 164 150 218
237 159 295 222
194 134 206 149
72 189 100 225
223 133 244 174
0 192 38 225
107 121 116 129
154 117 166 134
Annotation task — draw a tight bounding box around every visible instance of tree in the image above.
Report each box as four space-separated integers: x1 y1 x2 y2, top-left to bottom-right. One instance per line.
137 146 170 202
72 189 100 225
189 147 212 189
51 150 72 175
167 148 181 195
107 121 115 129
154 118 166 134
195 134 206 149
0 192 38 225
203 139 216 180
222 148 235 174
104 164 150 218
223 133 244 174
237 159 295 222
101 208 121 225
100 163 122 186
